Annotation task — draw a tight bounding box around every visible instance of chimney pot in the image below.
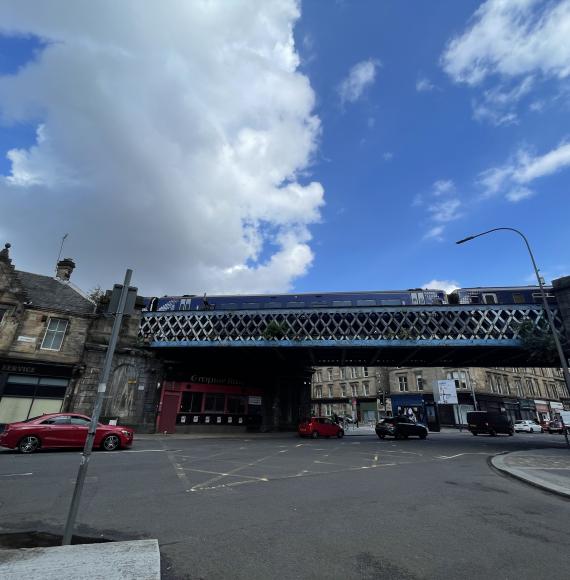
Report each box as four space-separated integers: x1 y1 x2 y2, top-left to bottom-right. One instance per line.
56 257 75 281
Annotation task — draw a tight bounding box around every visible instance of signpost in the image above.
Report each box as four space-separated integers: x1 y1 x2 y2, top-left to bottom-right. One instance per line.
434 380 461 429
62 270 135 545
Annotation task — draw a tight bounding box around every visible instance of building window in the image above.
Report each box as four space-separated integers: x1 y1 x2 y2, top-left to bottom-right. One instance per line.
315 371 322 383
204 393 225 413
0 307 7 323
340 368 346 379
416 374 424 391
495 375 503 394
327 369 334 381
327 384 334 398
514 379 522 397
340 383 347 397
350 367 358 379
325 404 333 416
40 318 68 351
362 382 369 396
315 386 323 398
447 370 468 390
398 375 408 392
525 379 534 396
351 383 358 397
363 367 369 377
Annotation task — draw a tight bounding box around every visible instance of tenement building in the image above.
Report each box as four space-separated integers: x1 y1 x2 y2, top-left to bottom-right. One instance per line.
311 365 568 427
0 244 95 425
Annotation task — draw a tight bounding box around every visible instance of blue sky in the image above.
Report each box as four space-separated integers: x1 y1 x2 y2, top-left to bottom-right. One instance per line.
1 1 569 295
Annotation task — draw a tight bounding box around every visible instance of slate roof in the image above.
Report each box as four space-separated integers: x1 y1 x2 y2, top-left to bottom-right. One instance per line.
15 271 95 316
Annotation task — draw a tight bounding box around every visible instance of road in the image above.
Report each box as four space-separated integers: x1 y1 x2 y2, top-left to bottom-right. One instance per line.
1 431 569 579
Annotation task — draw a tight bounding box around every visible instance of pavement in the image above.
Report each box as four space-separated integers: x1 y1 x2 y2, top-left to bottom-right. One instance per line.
491 447 570 498
2 429 569 579
0 539 160 580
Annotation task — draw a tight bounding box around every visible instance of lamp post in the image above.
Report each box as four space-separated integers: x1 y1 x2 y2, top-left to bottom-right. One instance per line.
456 227 570 399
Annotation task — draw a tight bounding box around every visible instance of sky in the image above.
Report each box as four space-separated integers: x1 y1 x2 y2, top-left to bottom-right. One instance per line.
1 0 569 297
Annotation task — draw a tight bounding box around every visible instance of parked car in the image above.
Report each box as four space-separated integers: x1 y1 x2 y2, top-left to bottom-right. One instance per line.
298 417 344 439
0 413 134 453
547 420 565 434
375 416 428 440
514 419 543 433
467 411 514 436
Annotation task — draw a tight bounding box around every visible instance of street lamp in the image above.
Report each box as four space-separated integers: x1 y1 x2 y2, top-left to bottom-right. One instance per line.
456 227 570 399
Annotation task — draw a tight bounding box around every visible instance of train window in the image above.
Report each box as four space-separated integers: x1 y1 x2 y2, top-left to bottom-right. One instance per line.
512 293 525 304
265 302 282 308
381 299 402 305
286 301 305 308
311 301 329 307
532 292 554 301
219 303 238 310
482 293 498 304
356 299 376 306
242 303 258 309
469 295 481 304
332 300 352 307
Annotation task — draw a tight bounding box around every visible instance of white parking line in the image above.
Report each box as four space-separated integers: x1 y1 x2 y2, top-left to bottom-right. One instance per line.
0 472 33 477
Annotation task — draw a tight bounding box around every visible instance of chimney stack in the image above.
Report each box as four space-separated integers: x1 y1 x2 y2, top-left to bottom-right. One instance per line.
56 257 75 281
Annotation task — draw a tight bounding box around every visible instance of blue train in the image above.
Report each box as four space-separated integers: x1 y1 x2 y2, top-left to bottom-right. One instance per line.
448 286 555 305
142 285 556 313
143 289 448 312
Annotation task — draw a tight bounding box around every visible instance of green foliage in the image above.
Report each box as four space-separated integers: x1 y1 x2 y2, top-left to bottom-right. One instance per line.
262 321 287 340
516 320 566 363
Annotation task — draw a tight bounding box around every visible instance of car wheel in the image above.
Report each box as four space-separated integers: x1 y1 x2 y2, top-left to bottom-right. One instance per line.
18 435 40 454
489 429 496 437
540 428 544 433
377 433 385 439
472 432 478 436
102 434 120 451
311 431 319 439
508 429 514 436
394 433 401 440
337 430 344 438
419 433 427 440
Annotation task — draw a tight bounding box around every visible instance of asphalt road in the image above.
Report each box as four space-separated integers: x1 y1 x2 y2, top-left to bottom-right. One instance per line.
1 431 569 580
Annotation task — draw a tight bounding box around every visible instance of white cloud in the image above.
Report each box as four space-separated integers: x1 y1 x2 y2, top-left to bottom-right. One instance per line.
471 76 534 125
338 58 380 105
416 77 435 92
442 0 570 85
422 279 460 293
383 152 393 161
428 198 462 223
423 226 445 241
0 0 324 295
480 141 570 201
432 179 455 196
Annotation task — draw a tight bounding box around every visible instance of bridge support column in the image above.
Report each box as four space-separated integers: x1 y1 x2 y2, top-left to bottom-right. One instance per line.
553 276 570 347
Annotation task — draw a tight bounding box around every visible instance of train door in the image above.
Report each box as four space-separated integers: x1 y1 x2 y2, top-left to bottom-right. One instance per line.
482 293 498 304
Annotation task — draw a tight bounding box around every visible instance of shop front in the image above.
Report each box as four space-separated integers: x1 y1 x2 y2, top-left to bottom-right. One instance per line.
534 400 551 423
518 398 537 421
389 393 440 432
0 357 74 427
156 378 264 433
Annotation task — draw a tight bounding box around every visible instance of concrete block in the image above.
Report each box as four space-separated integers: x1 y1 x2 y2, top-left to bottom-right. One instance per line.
0 539 160 580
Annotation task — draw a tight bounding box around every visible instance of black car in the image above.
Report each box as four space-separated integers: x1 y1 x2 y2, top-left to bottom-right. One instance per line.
467 411 514 436
375 417 428 440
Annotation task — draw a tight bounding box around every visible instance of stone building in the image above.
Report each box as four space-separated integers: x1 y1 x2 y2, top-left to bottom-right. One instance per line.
0 243 161 432
0 243 95 425
311 364 568 426
310 366 390 422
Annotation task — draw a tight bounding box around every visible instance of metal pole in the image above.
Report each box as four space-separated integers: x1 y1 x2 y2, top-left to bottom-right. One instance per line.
457 228 570 398
55 233 69 275
62 269 132 545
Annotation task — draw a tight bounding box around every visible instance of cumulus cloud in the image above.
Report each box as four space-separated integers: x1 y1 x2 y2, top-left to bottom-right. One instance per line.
421 279 460 293
442 0 570 85
338 58 380 105
479 141 570 201
0 0 324 295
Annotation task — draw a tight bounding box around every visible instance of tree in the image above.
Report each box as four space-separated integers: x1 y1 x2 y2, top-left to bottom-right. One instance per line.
87 285 105 305
516 320 567 364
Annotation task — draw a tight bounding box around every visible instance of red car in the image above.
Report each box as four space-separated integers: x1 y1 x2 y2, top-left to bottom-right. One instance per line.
0 413 134 453
298 417 344 439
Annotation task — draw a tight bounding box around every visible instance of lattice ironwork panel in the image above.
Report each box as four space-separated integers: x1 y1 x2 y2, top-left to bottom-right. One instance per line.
140 305 564 345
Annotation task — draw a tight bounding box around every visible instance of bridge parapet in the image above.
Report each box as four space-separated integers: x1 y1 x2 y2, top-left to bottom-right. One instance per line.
140 304 563 347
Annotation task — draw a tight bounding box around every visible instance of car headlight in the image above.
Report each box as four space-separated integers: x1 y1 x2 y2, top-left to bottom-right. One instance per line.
121 430 131 436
